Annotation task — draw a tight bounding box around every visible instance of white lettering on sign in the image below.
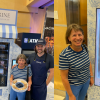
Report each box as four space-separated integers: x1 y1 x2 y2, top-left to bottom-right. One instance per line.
24 38 38 43
30 39 33 43
29 39 38 43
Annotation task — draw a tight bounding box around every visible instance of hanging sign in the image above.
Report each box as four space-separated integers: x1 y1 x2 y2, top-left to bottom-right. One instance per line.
0 8 18 26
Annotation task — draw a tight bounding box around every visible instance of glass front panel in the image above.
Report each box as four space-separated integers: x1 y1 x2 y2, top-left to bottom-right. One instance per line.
0 42 10 86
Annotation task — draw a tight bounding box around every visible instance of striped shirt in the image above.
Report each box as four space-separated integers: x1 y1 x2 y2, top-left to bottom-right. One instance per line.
59 45 90 86
11 65 32 81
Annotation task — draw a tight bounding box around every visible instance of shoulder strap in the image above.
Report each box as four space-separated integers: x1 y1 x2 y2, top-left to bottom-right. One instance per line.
83 44 88 53
27 67 29 82
34 53 37 61
44 53 47 63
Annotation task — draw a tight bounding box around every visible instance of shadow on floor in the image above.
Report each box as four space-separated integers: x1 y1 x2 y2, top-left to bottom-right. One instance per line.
63 96 87 100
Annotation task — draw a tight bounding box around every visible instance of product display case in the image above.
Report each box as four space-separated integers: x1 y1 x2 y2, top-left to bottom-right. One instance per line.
0 42 10 86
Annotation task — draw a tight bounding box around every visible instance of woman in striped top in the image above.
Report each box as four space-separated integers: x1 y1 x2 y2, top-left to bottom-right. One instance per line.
9 54 32 100
59 24 94 100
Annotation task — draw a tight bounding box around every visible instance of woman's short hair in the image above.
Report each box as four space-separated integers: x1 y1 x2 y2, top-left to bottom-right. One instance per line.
65 24 84 44
16 54 27 63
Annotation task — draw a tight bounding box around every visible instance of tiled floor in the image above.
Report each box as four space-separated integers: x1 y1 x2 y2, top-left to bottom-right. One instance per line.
54 94 87 100
54 95 65 100
54 89 87 100
54 89 66 100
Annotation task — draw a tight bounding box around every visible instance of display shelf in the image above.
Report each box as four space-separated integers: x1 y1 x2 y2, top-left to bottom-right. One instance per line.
0 74 7 76
0 50 8 52
0 59 8 60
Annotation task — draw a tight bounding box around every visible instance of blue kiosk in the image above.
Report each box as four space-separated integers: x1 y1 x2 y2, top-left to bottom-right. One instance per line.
0 8 21 100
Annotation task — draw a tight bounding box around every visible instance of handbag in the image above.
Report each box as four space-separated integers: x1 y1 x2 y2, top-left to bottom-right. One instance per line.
25 67 31 100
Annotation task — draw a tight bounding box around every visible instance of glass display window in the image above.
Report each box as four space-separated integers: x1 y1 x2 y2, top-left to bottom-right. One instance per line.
0 42 10 86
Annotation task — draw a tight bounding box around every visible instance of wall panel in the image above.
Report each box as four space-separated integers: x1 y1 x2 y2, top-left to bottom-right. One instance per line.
54 0 68 91
54 26 69 91
17 12 31 27
17 28 30 33
54 0 67 25
80 0 87 25
54 66 65 91
54 26 68 65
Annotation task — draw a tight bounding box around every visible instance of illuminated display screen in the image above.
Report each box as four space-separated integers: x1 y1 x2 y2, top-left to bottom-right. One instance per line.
0 69 4 74
95 8 100 86
12 59 16 66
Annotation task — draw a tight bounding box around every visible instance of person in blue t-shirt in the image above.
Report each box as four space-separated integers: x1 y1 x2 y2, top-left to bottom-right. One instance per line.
9 54 32 100
59 24 94 100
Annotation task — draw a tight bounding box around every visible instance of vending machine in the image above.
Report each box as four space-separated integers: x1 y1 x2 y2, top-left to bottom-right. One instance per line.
0 39 21 100
0 42 10 86
0 8 22 100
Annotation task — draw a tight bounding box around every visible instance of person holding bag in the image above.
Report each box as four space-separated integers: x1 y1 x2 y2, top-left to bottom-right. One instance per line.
59 24 94 100
9 54 32 100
